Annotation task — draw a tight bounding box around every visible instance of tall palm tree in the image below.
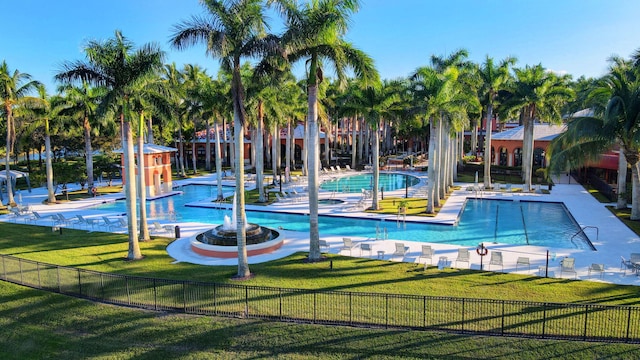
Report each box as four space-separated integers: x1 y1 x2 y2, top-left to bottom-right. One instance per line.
56 82 104 195
549 56 640 218
171 0 278 278
502 64 574 192
0 61 40 206
475 56 517 189
277 0 378 261
56 30 164 260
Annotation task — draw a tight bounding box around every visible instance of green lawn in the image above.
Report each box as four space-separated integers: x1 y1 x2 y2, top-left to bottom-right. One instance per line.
1 223 639 305
2 281 640 360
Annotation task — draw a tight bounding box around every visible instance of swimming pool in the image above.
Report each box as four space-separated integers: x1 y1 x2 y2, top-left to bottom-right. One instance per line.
95 185 592 250
320 173 420 193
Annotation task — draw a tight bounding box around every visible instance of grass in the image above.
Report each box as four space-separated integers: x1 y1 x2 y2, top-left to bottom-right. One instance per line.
2 281 640 360
1 223 640 305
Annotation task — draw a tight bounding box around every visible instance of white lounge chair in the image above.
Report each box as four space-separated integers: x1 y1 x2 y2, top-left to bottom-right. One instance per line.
488 251 503 271
360 243 373 257
76 215 98 230
340 237 356 255
560 257 577 279
151 222 173 234
456 248 470 268
588 263 605 279
620 256 636 275
516 257 530 272
319 240 330 253
393 242 408 259
418 245 434 266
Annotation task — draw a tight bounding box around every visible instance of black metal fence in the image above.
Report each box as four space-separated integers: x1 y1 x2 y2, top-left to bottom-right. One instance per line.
2 253 640 343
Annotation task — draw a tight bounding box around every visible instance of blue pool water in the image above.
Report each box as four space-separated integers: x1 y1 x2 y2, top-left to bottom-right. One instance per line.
320 173 420 193
95 185 592 250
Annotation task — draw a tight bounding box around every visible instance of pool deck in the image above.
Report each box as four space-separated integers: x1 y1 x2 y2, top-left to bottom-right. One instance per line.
3 171 640 286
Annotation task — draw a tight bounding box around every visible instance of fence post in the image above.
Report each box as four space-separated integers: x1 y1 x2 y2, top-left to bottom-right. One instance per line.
245 286 249 317
153 278 158 310
461 298 465 332
2 255 5 280
100 273 105 300
627 307 632 342
501 300 505 335
313 292 317 324
279 288 283 320
385 294 389 329
37 263 41 289
19 258 23 284
126 277 131 305
542 303 547 338
423 296 426 329
213 283 217 315
583 305 589 341
349 292 353 325
183 282 187 313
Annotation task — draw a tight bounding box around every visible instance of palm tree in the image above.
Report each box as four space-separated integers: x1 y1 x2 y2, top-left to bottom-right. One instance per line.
502 64 574 192
56 82 104 195
277 0 378 261
171 0 278 278
56 30 164 260
549 56 640 218
475 56 517 189
0 61 40 206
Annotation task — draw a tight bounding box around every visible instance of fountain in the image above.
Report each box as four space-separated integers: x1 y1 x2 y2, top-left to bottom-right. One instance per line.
192 192 282 258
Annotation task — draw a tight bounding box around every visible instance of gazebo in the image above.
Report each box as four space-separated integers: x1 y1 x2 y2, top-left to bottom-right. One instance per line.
0 170 31 204
114 144 177 198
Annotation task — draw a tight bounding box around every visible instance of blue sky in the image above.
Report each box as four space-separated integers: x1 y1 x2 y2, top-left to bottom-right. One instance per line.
4 0 640 91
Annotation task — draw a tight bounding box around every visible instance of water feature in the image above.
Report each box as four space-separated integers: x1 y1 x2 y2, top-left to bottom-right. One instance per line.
196 192 276 247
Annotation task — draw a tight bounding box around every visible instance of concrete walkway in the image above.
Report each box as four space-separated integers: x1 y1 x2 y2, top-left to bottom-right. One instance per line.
3 171 640 286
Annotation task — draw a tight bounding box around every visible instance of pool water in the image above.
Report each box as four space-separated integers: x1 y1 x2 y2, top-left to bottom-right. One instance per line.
95 185 592 250
320 173 420 193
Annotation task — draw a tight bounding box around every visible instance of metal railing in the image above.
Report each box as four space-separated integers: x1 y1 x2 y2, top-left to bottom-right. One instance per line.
1 253 639 343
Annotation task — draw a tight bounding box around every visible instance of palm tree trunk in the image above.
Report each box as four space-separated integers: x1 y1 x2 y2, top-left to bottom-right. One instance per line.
232 64 249 278
471 118 479 158
632 162 640 220
272 124 279 182
483 108 493 189
522 105 535 192
286 120 292 171
351 115 357 168
371 122 380 210
256 102 265 202
137 112 150 241
205 118 211 171
617 144 628 210
177 125 186 177
84 116 94 193
302 121 308 176
214 121 224 200
191 134 197 174
123 120 141 260
426 117 437 213
307 84 321 261
45 122 56 204
358 117 364 164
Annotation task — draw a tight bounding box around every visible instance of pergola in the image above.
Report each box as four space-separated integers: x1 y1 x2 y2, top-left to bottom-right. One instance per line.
0 170 31 204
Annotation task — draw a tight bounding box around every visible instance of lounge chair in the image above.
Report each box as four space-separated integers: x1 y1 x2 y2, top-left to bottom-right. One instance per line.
102 216 124 231
345 164 354 172
418 245 434 266
76 215 98 230
151 222 173 234
319 240 330 253
516 257 530 272
340 237 356 255
360 243 373 257
588 263 605 279
393 242 408 259
621 256 636 275
25 211 50 224
56 213 75 226
455 248 470 268
630 253 640 264
488 251 503 271
559 257 577 279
